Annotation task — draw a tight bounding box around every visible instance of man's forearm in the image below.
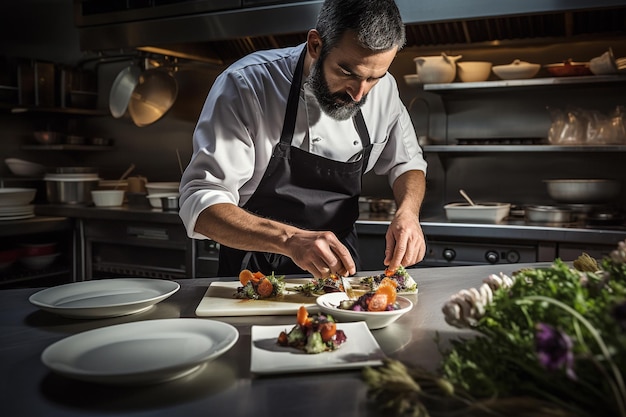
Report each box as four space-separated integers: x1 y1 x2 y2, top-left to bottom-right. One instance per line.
392 170 426 217
194 203 298 256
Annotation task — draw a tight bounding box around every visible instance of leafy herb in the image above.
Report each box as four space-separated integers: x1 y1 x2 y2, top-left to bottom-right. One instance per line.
363 240 626 417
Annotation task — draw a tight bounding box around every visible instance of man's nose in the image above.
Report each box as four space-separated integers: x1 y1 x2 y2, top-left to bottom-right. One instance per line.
346 80 368 102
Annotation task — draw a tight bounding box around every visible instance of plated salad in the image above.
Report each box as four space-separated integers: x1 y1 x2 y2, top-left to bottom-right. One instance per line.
277 306 347 354
294 266 417 296
338 277 401 312
235 269 285 300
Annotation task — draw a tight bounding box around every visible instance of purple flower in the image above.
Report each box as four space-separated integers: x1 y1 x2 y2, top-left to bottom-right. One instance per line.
535 323 577 380
613 300 626 332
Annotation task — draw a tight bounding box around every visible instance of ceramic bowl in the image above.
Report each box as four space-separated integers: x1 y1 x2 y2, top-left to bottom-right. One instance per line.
492 60 540 80
21 243 57 257
20 253 60 270
316 292 413 330
444 202 511 223
457 61 492 82
544 60 592 77
403 74 421 87
0 188 37 207
147 192 179 208
4 158 46 177
91 190 125 207
145 182 180 195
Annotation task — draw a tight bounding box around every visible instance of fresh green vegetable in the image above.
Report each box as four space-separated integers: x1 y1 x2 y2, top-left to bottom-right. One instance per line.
362 241 626 417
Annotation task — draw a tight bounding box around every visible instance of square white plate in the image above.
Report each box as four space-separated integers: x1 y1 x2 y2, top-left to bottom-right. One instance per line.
250 321 384 375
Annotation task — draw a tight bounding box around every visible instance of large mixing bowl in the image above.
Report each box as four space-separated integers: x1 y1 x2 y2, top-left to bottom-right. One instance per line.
544 179 620 204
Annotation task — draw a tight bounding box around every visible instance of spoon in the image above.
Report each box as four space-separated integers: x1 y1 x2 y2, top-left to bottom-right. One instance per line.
459 189 477 206
114 163 136 190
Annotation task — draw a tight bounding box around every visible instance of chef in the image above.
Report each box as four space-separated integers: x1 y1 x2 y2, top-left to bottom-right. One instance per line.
179 0 428 278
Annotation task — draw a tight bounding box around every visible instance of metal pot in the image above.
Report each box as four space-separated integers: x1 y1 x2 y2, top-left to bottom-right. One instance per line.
128 68 178 127
45 177 100 205
544 179 620 204
525 205 573 223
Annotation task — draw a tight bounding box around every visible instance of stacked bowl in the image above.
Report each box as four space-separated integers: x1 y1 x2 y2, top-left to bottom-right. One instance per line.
145 182 180 209
0 188 37 220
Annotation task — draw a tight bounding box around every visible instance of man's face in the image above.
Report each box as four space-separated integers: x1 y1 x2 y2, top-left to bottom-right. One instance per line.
308 32 397 121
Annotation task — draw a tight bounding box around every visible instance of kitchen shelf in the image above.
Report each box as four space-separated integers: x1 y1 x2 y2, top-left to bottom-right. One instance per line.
421 74 626 91
10 106 108 116
21 144 114 151
424 145 626 152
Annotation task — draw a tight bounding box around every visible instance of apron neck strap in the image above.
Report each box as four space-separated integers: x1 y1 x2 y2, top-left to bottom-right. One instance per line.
279 45 307 144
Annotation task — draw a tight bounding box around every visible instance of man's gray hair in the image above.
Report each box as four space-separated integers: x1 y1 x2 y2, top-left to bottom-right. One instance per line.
315 0 406 58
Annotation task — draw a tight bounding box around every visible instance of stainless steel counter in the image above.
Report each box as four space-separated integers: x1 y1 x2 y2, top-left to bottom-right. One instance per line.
0 263 548 417
358 213 626 246
35 204 182 225
31 205 626 246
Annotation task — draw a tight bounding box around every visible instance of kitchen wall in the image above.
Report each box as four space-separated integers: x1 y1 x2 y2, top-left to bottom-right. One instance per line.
2 0 626 218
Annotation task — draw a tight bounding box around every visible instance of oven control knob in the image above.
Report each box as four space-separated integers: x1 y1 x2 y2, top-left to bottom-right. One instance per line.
485 250 499 264
442 248 456 262
506 250 520 263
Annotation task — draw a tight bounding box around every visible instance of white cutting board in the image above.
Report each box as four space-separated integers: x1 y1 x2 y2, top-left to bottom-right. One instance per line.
195 279 319 317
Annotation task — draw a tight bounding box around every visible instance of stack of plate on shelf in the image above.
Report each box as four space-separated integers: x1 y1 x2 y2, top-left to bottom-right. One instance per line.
0 188 37 220
0 204 35 221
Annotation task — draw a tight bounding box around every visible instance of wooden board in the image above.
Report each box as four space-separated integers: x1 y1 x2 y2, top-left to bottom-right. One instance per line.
195 279 319 317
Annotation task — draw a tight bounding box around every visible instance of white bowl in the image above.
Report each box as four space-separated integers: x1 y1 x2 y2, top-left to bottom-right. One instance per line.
20 253 60 270
316 292 413 330
492 60 540 80
91 190 125 207
145 182 180 195
0 188 37 206
403 74 421 87
146 192 179 208
457 61 492 82
5 158 46 177
444 202 511 223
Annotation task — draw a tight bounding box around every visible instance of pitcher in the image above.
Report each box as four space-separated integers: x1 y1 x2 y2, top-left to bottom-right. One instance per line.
413 53 462 84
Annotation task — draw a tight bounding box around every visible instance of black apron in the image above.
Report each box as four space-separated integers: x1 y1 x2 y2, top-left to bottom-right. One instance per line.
218 46 373 276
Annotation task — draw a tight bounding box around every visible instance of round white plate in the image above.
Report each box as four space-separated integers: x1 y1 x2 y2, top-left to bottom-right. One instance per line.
316 292 413 330
0 204 34 214
29 278 180 319
41 318 239 385
0 214 35 221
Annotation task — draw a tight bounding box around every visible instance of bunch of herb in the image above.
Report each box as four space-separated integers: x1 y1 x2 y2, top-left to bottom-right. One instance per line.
363 240 626 417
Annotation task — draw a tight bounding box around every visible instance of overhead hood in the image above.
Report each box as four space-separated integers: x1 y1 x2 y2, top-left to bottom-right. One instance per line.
74 0 626 64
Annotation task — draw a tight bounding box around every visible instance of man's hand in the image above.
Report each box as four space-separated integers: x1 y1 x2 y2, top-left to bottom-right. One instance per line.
286 230 356 278
383 209 426 270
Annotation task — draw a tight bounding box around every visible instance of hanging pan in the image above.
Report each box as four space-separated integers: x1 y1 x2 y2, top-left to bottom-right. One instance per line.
109 63 141 119
128 67 178 127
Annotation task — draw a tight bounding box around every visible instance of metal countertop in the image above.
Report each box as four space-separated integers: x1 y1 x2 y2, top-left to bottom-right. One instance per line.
17 205 626 246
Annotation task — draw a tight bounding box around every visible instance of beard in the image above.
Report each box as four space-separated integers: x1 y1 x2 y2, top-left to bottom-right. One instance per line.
308 56 367 121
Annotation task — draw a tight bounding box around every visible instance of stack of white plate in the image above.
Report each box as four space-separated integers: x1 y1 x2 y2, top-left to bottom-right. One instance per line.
0 204 35 221
0 188 37 220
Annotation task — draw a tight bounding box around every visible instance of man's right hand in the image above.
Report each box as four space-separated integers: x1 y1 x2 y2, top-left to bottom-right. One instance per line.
286 230 356 278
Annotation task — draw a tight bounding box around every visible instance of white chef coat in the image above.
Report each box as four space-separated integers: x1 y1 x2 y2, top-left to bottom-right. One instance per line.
179 44 427 240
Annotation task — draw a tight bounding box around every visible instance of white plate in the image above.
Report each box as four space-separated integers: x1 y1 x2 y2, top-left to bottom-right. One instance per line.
316 292 413 330
0 204 34 214
250 322 384 375
195 279 318 317
0 213 35 221
41 318 239 385
29 278 180 319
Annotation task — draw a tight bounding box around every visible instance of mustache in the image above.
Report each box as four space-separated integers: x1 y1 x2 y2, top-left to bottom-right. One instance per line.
329 92 361 107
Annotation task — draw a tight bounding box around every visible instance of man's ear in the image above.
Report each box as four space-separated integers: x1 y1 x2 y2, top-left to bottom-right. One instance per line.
306 29 322 60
